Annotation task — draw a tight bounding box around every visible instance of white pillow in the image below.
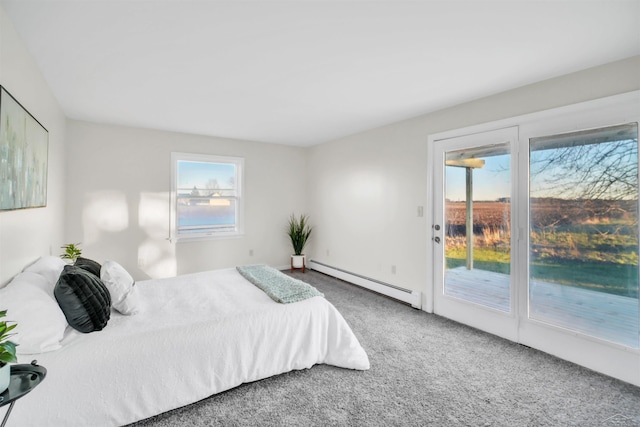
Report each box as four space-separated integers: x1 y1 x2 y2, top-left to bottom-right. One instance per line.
23 256 67 293
100 261 139 315
6 271 51 298
1 273 68 354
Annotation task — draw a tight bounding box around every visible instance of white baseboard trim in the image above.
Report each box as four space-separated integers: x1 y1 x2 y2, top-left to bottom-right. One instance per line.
307 260 422 309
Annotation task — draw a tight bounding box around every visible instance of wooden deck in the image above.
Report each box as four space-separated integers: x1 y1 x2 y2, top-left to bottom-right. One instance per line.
445 267 640 348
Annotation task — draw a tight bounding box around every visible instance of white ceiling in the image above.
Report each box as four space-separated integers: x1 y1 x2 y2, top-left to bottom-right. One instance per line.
1 1 639 146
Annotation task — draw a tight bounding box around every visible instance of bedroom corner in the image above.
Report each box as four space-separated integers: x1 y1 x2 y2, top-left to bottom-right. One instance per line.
64 119 308 281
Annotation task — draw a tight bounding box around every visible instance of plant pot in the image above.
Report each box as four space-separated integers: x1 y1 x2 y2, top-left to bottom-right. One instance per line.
291 255 305 269
0 363 10 394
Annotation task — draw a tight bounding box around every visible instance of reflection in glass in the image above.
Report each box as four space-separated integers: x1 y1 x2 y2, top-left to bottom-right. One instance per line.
444 143 511 312
177 160 238 234
529 123 639 348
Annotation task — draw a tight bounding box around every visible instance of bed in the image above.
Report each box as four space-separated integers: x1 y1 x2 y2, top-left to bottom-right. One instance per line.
0 257 370 426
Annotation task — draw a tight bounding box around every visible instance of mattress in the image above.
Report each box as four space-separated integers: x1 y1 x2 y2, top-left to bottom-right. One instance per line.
6 268 369 426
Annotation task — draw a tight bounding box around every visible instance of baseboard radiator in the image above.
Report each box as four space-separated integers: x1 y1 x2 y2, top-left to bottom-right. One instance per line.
308 260 422 309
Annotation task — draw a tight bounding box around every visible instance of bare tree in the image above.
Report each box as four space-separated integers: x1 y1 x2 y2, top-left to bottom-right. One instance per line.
530 136 637 201
529 124 638 233
205 179 220 194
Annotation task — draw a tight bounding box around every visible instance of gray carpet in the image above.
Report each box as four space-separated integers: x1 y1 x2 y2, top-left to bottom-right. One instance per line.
131 270 640 426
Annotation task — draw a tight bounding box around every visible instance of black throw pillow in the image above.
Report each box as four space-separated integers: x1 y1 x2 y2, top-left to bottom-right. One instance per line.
75 257 102 277
54 265 111 333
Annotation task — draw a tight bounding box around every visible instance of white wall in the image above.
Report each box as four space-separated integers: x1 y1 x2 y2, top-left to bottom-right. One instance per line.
65 120 307 280
307 56 640 305
2 0 637 295
0 7 66 285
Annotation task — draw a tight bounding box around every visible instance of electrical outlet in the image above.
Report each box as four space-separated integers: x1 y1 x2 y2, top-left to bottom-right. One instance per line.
138 258 145 268
249 249 254 256
391 265 396 274
326 249 330 256
417 206 424 217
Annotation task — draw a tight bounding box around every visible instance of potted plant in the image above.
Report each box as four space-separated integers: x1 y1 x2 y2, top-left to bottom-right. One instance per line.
60 242 82 263
0 309 18 393
287 213 313 271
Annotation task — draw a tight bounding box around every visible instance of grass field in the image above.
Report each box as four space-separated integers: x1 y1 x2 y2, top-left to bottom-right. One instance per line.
445 200 639 298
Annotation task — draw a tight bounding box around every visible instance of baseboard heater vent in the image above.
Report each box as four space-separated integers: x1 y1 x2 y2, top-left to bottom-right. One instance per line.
308 260 422 309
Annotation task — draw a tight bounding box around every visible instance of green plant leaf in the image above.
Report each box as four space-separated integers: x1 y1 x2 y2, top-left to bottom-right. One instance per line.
60 242 82 262
0 309 19 361
0 341 17 364
287 213 313 255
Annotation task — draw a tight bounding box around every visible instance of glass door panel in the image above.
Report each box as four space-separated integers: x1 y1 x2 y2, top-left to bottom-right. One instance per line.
444 143 511 312
529 123 639 348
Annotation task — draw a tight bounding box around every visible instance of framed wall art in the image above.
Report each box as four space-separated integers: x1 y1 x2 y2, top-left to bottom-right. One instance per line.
0 86 49 210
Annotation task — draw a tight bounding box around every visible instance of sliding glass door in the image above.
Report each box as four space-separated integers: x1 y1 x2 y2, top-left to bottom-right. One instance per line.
431 93 640 385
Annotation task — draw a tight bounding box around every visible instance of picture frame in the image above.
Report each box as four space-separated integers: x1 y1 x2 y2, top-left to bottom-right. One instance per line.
0 86 49 210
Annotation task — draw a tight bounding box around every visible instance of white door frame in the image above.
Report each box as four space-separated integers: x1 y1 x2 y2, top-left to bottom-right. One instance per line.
426 91 640 386
431 126 519 343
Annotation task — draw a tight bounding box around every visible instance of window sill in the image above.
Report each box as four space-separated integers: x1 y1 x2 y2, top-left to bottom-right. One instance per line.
169 232 244 244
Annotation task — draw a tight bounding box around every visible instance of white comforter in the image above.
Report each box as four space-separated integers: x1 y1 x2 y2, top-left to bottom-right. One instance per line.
8 268 370 426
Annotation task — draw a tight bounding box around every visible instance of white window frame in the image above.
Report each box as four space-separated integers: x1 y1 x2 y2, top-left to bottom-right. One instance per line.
170 152 244 242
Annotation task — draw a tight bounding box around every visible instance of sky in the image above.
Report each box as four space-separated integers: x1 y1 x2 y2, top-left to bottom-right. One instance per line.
446 154 510 201
445 136 638 201
177 160 236 193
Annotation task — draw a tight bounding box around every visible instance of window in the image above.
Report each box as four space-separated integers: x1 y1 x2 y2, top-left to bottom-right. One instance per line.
171 152 244 241
528 123 639 347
